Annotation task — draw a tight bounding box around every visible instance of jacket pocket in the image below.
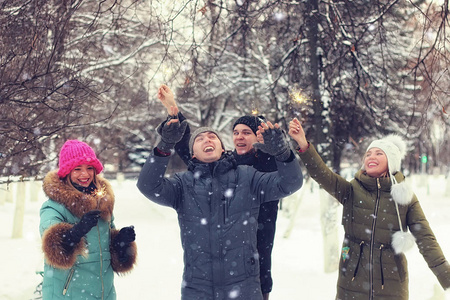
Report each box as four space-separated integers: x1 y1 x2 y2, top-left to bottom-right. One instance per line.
244 246 259 277
62 267 75 295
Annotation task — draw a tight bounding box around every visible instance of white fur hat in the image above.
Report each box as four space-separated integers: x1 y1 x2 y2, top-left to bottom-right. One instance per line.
366 134 416 254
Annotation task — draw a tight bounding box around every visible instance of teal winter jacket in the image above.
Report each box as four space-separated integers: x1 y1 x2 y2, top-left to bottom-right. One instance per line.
39 171 137 300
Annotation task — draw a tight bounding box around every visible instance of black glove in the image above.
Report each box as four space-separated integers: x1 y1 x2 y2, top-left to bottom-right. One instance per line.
253 127 291 161
156 117 188 153
61 210 101 252
113 226 136 263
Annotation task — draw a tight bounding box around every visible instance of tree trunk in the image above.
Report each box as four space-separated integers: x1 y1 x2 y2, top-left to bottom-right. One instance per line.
306 0 338 272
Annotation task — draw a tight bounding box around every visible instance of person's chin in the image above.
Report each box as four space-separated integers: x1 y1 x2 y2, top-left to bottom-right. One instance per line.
366 170 381 178
236 148 249 155
198 154 216 163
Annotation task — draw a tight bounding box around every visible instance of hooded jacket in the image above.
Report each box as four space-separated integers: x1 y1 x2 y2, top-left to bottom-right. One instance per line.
299 144 450 300
39 171 137 300
137 151 303 300
167 111 281 294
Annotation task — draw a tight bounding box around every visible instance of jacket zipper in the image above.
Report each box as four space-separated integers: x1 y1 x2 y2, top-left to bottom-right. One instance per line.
369 178 381 300
222 196 228 224
209 175 219 297
215 177 225 292
97 224 104 300
62 267 75 295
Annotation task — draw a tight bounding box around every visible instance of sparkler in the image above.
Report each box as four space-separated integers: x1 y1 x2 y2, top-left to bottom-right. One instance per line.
93 185 107 198
93 184 107 209
289 87 310 104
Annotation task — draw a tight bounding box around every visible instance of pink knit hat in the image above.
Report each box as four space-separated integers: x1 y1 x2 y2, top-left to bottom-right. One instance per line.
57 140 103 178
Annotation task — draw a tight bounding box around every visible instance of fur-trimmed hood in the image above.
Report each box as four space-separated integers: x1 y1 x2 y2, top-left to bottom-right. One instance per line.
42 170 114 221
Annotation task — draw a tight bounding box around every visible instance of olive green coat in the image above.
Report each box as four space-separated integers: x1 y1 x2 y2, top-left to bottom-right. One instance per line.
299 144 450 300
39 171 137 300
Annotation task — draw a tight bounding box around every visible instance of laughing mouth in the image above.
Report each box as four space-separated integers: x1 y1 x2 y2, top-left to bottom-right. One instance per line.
204 146 214 152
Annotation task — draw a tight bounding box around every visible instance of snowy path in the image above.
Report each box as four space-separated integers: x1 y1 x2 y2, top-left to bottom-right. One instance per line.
1 175 449 299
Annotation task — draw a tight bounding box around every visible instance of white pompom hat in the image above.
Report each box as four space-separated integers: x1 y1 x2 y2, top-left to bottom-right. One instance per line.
365 134 416 254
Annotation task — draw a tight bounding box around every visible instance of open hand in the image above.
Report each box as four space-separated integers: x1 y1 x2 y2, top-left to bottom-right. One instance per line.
288 118 308 150
157 84 177 113
253 121 290 161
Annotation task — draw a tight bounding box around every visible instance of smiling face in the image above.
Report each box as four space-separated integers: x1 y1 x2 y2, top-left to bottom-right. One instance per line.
364 147 389 178
233 124 258 155
192 131 224 163
70 164 95 187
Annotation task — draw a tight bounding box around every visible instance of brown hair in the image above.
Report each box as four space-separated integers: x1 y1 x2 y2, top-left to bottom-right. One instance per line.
63 170 100 191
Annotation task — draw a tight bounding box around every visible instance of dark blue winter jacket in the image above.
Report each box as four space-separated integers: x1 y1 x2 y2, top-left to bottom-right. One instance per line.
137 151 303 299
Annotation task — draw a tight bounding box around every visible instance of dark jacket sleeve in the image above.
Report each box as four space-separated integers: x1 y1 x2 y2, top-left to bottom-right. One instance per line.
157 111 191 165
406 197 450 289
136 149 183 209
255 150 278 172
251 151 303 203
298 142 352 204
174 112 191 165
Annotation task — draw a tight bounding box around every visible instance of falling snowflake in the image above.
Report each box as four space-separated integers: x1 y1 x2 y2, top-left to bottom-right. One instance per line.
228 287 240 299
224 188 234 198
273 11 286 21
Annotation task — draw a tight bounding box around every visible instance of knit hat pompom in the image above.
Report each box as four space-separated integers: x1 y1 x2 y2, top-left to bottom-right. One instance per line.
57 140 103 178
384 134 407 160
391 181 414 206
232 115 266 135
392 230 416 254
189 127 224 157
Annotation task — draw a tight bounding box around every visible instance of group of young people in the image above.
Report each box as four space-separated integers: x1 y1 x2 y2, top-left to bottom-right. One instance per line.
39 84 450 299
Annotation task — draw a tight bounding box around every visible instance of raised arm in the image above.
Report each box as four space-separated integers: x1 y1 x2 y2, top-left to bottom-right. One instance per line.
157 84 177 113
137 107 187 208
252 121 303 201
288 117 308 150
287 117 352 204
156 84 191 165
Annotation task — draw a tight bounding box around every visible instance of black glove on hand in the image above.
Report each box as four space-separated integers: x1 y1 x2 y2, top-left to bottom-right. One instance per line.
113 226 136 263
156 117 188 153
61 210 101 252
253 127 291 162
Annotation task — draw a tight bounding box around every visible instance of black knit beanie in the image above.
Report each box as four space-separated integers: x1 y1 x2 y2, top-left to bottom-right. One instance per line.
232 115 266 135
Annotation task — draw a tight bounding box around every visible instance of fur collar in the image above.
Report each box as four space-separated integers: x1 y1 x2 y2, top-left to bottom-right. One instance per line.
42 170 114 221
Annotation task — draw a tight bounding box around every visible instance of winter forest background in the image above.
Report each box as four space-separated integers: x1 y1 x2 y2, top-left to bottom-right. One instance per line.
1 0 449 179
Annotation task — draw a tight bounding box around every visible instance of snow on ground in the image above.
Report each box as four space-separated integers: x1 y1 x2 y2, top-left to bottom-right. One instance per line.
1 174 450 299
